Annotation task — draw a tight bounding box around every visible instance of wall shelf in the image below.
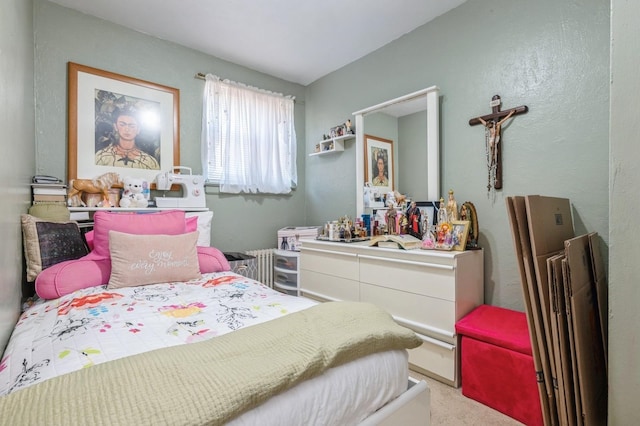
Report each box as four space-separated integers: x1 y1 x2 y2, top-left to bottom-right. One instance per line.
309 134 354 157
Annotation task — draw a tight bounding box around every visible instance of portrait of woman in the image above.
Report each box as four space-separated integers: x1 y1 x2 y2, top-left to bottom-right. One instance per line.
372 151 389 187
365 134 394 191
94 91 162 170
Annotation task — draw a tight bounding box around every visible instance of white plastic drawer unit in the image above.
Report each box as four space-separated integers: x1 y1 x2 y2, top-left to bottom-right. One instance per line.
274 252 298 271
274 269 297 287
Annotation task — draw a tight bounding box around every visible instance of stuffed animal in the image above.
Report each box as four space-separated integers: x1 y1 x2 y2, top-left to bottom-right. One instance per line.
119 177 149 208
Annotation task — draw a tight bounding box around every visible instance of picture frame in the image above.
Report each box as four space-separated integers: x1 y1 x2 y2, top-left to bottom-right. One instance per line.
364 134 394 193
415 201 439 226
451 220 471 251
460 201 479 249
67 62 180 184
330 124 346 138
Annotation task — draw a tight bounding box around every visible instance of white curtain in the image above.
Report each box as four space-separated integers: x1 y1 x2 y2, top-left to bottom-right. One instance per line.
201 74 297 194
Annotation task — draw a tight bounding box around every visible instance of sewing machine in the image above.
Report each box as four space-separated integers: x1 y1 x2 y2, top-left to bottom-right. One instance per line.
154 166 206 208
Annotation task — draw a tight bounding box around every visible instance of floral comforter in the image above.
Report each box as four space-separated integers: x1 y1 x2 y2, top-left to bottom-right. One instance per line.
0 271 316 396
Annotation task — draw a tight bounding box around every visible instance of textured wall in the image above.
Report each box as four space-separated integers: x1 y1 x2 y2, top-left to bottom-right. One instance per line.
609 0 640 422
0 0 35 351
33 0 307 252
305 0 610 310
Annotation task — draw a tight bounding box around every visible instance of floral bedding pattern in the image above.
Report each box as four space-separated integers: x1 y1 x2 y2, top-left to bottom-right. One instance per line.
0 271 316 396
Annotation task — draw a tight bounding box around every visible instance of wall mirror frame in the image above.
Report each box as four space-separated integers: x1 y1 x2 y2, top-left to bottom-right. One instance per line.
353 86 440 217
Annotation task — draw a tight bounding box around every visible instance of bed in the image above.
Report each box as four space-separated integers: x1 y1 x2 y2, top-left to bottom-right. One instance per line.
1 210 430 425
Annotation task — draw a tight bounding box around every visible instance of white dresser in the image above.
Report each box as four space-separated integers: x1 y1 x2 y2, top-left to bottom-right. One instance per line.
299 239 484 387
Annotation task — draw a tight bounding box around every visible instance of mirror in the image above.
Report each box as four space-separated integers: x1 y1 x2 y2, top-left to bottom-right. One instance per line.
353 86 440 217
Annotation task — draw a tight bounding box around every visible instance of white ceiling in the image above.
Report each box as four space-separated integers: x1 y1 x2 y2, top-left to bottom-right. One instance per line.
48 0 466 85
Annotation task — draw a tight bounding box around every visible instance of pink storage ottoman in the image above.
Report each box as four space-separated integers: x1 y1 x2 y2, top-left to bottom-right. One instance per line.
455 305 543 426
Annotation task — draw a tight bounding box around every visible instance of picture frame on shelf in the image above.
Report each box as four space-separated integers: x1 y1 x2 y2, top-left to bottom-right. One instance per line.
451 220 471 251
329 124 346 138
364 134 394 193
67 62 180 184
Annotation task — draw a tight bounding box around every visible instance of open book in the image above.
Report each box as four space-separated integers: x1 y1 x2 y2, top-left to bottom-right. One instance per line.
368 234 421 250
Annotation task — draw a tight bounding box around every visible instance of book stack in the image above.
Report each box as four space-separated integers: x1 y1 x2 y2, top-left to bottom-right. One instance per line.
31 176 68 206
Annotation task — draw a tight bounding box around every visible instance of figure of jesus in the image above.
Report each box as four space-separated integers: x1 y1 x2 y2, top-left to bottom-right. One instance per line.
478 110 515 162
478 110 515 190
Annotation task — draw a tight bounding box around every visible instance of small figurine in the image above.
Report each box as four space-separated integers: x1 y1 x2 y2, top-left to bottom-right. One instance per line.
437 197 448 226
345 119 354 134
446 189 458 221
406 201 422 239
385 201 397 235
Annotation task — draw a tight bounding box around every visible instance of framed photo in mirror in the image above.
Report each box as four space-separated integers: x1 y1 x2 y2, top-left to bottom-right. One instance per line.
364 134 394 194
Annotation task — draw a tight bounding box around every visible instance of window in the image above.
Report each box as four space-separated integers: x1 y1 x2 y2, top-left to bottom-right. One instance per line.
201 74 297 194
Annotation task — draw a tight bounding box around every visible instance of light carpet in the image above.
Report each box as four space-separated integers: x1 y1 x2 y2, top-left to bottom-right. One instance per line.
410 370 524 425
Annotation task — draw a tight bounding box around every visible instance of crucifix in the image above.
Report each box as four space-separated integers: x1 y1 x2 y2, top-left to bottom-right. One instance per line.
469 95 528 191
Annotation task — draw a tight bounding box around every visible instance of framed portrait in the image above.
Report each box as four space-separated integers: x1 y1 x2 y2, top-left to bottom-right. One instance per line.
364 134 394 193
451 220 471 251
460 201 479 249
67 62 180 184
415 201 439 227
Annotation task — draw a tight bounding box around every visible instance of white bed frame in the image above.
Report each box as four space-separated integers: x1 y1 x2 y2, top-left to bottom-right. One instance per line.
362 377 430 425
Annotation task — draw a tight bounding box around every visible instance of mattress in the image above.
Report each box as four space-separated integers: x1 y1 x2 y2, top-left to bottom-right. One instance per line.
0 271 408 423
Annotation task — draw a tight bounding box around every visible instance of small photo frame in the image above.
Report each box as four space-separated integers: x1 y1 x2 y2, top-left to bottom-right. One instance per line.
415 201 438 226
330 124 346 138
451 220 471 251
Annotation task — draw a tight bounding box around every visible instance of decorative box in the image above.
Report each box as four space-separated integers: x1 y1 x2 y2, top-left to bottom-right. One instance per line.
455 304 543 426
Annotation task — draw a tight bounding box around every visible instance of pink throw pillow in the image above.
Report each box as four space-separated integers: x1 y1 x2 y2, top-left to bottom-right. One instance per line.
35 257 112 299
91 210 187 259
84 230 95 251
197 246 231 272
185 216 198 232
86 215 198 252
107 231 201 289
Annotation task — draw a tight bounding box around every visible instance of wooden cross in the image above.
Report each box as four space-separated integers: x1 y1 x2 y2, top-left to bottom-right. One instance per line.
469 95 528 190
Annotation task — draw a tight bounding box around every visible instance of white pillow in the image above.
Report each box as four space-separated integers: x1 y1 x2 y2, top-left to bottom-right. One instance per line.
185 211 213 246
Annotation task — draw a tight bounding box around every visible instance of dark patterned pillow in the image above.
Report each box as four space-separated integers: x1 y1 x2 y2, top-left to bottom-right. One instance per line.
21 214 89 282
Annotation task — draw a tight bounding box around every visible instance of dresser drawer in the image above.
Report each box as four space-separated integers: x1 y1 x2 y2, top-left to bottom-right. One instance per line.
358 254 456 301
299 270 359 302
360 282 456 341
300 247 358 280
274 252 298 271
408 333 457 385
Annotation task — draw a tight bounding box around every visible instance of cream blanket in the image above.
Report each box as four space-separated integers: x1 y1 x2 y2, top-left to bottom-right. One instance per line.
0 301 421 425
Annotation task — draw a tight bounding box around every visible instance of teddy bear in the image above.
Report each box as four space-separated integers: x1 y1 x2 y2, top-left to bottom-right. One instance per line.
119 177 149 208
